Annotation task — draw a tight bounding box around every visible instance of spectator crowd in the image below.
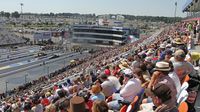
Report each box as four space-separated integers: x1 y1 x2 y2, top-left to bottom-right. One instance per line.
0 21 200 112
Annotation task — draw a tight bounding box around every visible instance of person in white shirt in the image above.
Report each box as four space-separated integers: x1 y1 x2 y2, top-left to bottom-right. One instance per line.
107 70 142 110
171 49 196 82
168 71 181 96
120 76 141 102
108 76 121 91
100 74 117 97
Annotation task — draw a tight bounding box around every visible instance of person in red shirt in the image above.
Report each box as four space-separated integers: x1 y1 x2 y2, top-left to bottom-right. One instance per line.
112 65 120 76
104 66 111 76
77 90 93 112
41 94 50 106
53 84 59 91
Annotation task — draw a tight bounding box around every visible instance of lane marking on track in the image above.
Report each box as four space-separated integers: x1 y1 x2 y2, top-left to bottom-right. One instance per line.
0 66 11 70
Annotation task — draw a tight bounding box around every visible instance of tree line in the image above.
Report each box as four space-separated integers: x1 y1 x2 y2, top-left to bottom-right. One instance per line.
123 15 182 23
0 11 182 23
1 11 20 18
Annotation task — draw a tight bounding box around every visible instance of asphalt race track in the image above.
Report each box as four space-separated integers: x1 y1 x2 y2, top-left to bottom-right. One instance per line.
0 46 89 92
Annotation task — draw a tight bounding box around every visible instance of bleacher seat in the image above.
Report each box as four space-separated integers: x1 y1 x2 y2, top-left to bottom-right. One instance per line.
106 96 113 103
126 96 139 112
178 102 188 112
120 105 128 112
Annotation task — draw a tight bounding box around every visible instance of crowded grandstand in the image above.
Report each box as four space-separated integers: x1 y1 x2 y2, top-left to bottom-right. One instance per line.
0 0 200 112
0 21 199 112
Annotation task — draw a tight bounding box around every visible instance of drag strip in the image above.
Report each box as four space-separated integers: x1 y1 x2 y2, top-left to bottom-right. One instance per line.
0 50 62 67
0 48 39 62
0 46 40 56
0 51 87 78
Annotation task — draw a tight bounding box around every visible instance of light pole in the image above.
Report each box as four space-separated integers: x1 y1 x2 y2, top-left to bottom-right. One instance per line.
43 61 46 74
47 66 49 75
174 1 177 23
20 3 24 38
20 3 23 14
25 74 28 84
5 81 8 96
64 59 66 68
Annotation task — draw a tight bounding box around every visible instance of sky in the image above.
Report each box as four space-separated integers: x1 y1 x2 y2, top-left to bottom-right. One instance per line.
0 0 187 17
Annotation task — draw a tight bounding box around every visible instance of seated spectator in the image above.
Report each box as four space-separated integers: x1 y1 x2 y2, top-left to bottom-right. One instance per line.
162 49 174 70
92 100 109 112
133 68 149 88
168 66 181 95
108 69 141 110
111 65 120 76
132 54 142 68
83 75 93 89
146 49 154 57
66 79 73 87
45 103 56 112
11 103 20 112
144 56 154 74
23 101 33 112
163 49 173 62
100 74 117 97
68 86 74 97
31 95 43 112
139 62 151 81
160 49 173 61
166 43 172 49
45 91 53 101
41 94 50 107
173 62 188 84
70 96 89 112
90 85 105 101
107 75 121 92
58 98 70 112
147 61 177 105
120 69 142 102
157 44 166 59
78 90 93 112
73 79 84 91
119 61 129 70
149 83 178 112
104 66 111 76
54 89 68 111
171 49 196 80
53 84 59 91
72 85 80 95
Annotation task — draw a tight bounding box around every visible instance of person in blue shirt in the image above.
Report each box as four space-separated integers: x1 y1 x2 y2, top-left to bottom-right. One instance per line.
90 85 105 101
